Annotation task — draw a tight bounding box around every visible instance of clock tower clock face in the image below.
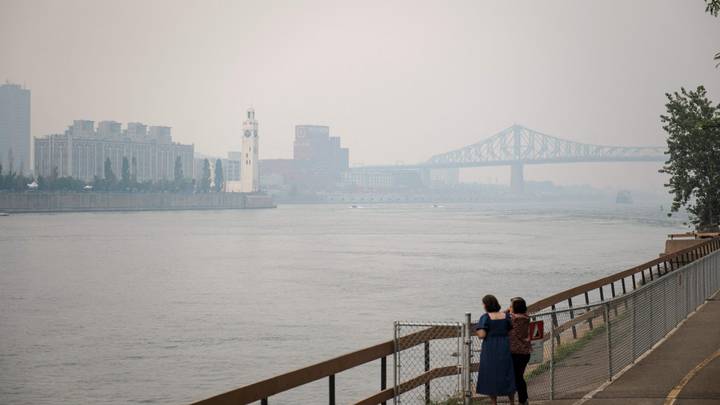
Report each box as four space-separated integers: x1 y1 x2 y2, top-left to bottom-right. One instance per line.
244 130 252 138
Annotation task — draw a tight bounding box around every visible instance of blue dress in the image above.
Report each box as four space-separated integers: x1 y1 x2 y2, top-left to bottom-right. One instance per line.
476 312 516 396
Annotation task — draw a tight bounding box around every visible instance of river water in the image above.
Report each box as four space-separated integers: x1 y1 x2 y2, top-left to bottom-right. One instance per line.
0 202 685 404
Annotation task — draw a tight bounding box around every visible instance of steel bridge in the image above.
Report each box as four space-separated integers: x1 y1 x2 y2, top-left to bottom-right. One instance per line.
355 125 667 191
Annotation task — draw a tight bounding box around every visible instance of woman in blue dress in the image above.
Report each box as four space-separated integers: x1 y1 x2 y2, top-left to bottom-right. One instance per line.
475 294 516 405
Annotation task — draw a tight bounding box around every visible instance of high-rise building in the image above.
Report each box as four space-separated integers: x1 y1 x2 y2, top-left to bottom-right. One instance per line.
34 120 193 182
0 83 31 174
240 108 259 192
291 124 349 189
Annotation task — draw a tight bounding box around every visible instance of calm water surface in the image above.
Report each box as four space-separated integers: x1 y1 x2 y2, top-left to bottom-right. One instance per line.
0 202 685 404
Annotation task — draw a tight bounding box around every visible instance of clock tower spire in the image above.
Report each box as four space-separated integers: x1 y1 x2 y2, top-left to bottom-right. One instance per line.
240 107 259 192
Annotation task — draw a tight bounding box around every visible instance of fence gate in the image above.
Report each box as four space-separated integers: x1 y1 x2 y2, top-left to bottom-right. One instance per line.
393 321 470 404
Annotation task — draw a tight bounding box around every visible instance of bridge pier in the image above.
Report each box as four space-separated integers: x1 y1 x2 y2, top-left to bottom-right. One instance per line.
511 162 524 193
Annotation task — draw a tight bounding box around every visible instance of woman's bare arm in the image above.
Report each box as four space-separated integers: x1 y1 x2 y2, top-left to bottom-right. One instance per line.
475 329 487 339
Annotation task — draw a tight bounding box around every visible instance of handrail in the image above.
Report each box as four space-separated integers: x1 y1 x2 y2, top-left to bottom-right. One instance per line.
189 237 720 405
527 237 719 313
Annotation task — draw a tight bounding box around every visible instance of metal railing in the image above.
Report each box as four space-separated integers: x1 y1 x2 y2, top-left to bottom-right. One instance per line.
189 238 720 405
521 245 720 400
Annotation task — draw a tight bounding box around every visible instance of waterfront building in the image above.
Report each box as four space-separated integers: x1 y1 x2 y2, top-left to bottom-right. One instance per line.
240 108 259 192
34 120 193 182
293 125 349 174
0 83 31 174
342 169 423 190
288 125 349 190
223 156 241 182
192 154 241 184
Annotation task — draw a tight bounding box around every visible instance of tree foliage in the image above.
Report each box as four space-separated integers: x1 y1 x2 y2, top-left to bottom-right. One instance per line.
660 86 720 229
121 157 131 188
174 156 184 184
104 157 116 183
198 158 212 192
707 0 720 16
706 0 720 66
214 159 224 192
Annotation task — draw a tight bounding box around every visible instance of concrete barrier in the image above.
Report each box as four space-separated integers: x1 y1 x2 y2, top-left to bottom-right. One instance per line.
0 192 275 213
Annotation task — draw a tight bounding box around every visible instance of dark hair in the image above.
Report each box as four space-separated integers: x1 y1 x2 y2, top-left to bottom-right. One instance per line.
482 294 501 312
511 297 528 314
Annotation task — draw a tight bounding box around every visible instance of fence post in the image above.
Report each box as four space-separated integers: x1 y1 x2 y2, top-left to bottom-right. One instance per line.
631 294 637 362
605 303 613 380
329 374 335 405
393 322 398 405
550 317 555 401
381 356 387 405
424 341 430 404
464 313 472 405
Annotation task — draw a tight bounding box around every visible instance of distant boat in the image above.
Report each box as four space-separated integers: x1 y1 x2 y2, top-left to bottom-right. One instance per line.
0 213 9 217
351 204 359 208
616 190 633 204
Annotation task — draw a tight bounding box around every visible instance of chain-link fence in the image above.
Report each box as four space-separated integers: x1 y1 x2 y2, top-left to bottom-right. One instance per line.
395 249 720 404
523 249 720 400
393 322 466 404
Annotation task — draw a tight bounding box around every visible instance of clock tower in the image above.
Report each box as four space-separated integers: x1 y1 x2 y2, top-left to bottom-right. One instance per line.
240 108 259 192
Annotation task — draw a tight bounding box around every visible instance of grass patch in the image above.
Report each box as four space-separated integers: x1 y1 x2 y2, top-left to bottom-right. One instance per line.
525 324 606 381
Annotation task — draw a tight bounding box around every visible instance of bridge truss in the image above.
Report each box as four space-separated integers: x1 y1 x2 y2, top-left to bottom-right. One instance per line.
425 125 666 168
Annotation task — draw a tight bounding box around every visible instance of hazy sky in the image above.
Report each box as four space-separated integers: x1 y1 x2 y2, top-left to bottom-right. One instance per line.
2 0 719 191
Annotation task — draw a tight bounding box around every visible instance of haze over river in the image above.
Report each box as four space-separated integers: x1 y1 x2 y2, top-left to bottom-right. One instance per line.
0 203 685 404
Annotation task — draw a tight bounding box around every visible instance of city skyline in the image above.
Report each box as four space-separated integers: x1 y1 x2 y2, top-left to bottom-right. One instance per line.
3 0 720 192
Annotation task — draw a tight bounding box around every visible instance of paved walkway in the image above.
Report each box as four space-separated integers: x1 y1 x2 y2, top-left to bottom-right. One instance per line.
540 292 720 405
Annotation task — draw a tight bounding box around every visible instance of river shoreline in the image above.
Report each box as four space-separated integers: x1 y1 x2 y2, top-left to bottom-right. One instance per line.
0 191 276 213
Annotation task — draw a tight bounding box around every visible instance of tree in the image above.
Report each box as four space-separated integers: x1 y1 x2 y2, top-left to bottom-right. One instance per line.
705 0 720 66
121 157 131 188
198 158 211 192
707 0 720 16
131 157 138 183
214 159 224 192
660 86 720 230
104 157 116 189
7 148 14 174
174 156 184 184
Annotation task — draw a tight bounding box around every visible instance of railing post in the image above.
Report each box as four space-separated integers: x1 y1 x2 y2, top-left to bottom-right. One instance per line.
381 356 387 405
584 292 594 330
329 374 335 405
550 305 561 345
568 298 577 339
464 312 472 405
424 341 430 404
605 303 612 381
261 398 268 405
